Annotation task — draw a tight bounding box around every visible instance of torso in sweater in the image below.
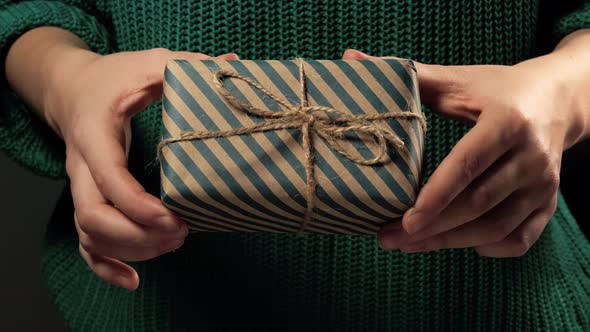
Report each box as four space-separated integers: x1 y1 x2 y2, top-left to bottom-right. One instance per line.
28 1 590 330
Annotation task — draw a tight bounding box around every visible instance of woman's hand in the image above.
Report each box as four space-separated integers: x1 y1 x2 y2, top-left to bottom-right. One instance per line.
57 49 238 290
6 27 239 289
343 47 587 258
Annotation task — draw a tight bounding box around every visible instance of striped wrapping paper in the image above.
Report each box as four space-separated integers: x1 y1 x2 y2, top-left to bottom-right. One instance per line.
159 58 425 234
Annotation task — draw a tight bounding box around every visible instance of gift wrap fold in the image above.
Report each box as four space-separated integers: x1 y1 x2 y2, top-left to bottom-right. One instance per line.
158 58 426 234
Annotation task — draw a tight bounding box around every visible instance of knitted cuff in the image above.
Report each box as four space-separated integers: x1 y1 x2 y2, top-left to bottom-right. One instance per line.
0 1 111 178
554 2 590 41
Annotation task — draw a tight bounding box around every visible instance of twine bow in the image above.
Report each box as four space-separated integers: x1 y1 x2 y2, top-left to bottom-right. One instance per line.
158 59 426 233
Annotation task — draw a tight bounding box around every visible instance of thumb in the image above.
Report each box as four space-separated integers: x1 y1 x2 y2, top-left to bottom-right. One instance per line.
149 50 240 78
124 50 240 115
413 62 470 111
342 49 473 120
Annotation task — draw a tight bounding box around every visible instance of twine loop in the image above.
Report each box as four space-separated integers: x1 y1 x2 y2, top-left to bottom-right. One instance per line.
158 59 426 233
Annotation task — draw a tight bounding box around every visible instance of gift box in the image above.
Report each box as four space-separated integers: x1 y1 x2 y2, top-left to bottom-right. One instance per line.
158 58 426 234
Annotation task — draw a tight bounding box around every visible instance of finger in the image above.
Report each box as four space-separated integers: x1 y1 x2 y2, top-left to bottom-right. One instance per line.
401 151 529 242
118 50 239 117
79 122 184 231
77 220 185 261
75 204 187 246
396 189 544 252
78 243 139 290
69 156 188 244
474 197 556 257
403 114 518 234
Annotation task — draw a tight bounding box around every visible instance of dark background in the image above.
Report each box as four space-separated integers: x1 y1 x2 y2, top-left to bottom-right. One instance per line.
0 152 66 331
0 140 588 332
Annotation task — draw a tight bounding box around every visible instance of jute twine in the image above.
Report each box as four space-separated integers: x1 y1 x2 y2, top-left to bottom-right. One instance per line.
158 59 426 233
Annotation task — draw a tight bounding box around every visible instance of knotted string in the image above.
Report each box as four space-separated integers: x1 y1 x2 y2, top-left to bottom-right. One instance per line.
158 59 426 233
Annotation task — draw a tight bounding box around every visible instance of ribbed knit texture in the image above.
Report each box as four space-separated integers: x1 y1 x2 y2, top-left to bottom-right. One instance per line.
0 1 111 177
1 1 590 331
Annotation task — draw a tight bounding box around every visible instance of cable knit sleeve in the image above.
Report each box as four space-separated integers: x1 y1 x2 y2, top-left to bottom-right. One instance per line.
0 1 111 178
554 1 590 40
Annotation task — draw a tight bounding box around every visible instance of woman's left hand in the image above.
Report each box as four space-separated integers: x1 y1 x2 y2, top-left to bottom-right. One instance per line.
343 49 586 257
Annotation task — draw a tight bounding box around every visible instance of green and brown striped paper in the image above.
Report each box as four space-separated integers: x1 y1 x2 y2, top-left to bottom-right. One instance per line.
159 58 425 234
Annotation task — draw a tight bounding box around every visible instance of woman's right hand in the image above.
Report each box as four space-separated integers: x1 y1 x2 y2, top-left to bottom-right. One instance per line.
6 27 239 290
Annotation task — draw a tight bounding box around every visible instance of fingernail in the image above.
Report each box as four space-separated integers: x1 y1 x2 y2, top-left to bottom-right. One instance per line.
214 53 239 60
115 274 137 291
161 239 185 253
181 224 189 237
355 50 371 57
349 49 370 57
405 209 427 235
343 49 373 60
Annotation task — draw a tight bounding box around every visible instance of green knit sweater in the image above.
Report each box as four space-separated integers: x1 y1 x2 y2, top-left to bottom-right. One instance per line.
1 1 590 331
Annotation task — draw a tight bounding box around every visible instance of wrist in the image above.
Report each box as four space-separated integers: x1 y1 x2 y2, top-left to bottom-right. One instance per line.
544 53 590 149
551 29 590 147
42 46 100 137
514 53 587 150
5 27 100 137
